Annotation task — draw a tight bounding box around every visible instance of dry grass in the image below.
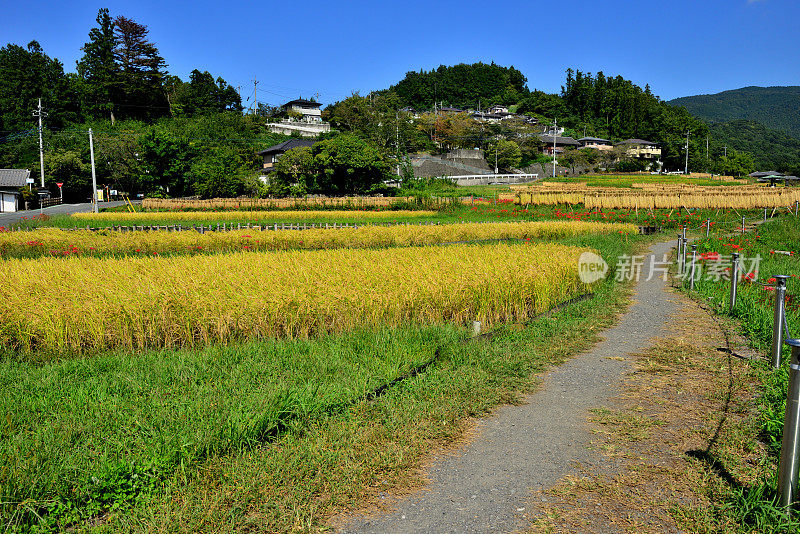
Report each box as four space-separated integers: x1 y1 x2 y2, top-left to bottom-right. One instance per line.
0 242 598 355
505 184 800 210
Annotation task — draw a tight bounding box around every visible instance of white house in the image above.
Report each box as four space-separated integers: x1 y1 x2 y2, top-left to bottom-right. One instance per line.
0 169 29 212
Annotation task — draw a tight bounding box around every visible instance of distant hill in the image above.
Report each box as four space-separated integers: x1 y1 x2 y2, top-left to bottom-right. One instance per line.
669 86 800 139
706 119 800 173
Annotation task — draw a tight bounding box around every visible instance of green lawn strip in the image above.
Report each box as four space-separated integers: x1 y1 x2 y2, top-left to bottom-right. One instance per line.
0 327 455 531
676 215 800 529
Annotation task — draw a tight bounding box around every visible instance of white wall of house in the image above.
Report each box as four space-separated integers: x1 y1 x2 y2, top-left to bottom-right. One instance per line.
1 192 18 212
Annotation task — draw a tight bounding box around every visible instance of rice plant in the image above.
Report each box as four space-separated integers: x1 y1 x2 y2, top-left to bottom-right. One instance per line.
0 242 599 355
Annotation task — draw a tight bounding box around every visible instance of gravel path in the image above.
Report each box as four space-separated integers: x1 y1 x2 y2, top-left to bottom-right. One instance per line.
339 240 679 534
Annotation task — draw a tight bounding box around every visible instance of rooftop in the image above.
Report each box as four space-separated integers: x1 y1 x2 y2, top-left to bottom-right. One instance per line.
537 134 580 146
283 99 322 108
616 139 659 146
0 168 30 188
578 137 612 143
257 139 317 155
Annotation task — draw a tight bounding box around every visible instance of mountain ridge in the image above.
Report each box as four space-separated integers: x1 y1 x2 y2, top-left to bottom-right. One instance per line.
669 86 800 140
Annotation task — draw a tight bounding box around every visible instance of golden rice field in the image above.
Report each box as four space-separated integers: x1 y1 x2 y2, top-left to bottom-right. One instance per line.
71 209 437 225
0 221 637 258
0 242 595 355
142 196 415 210
504 184 800 210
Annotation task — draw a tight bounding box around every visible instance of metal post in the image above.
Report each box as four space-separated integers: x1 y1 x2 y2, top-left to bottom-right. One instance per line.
472 321 481 336
706 218 710 237
89 128 98 213
777 339 800 510
677 235 683 275
765 208 769 223
690 245 698 290
741 215 746 235
729 252 740 310
772 275 790 368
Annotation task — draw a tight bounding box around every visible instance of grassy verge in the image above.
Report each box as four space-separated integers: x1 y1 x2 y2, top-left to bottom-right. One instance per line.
1 232 644 532
676 214 800 529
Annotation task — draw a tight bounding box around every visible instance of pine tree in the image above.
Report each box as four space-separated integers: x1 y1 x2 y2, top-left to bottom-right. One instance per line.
113 15 168 120
77 8 118 122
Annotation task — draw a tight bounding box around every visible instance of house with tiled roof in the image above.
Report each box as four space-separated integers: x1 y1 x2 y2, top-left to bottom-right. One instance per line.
0 169 30 212
257 139 319 170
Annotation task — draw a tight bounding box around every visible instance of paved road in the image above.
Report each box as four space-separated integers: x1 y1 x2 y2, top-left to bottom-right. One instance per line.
339 240 679 534
0 201 135 227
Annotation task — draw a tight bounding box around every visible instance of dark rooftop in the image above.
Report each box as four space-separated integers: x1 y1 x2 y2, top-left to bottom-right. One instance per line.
257 139 317 155
750 171 784 177
537 134 580 146
616 139 659 146
578 137 612 143
0 168 30 188
283 99 322 108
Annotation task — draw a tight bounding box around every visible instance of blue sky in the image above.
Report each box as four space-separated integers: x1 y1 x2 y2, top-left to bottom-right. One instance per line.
2 0 798 107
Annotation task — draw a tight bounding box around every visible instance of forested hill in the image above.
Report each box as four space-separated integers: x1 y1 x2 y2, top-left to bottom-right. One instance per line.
706 119 800 172
388 63 528 111
669 86 800 140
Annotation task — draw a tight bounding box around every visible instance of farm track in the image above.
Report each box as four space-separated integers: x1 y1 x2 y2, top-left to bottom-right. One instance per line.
337 239 679 534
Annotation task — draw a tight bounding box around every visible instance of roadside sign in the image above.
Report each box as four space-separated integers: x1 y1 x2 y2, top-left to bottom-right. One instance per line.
26 178 34 184
56 182 63 188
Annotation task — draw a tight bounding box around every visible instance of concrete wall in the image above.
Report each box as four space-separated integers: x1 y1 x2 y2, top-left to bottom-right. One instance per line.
410 155 494 178
446 149 485 160
267 122 331 138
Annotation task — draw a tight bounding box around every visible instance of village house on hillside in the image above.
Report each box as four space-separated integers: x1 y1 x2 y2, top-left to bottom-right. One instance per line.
537 134 580 155
578 137 613 151
267 98 331 138
257 139 318 170
615 139 661 160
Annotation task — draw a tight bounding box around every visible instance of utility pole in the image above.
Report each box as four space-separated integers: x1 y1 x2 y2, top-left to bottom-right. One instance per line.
706 135 709 159
252 76 259 115
33 98 47 188
723 145 727 158
89 128 98 213
494 146 498 174
684 130 690 174
552 119 558 178
396 111 400 176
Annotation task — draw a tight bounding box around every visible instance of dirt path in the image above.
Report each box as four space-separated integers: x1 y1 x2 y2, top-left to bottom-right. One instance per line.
338 241 680 533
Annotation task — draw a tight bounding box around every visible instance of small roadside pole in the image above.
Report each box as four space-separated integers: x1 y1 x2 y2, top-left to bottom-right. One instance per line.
56 182 63 201
742 215 746 235
729 252 740 310
772 275 790 368
706 218 711 237
689 244 698 290
89 128 98 214
677 234 683 276
777 336 800 511
765 208 769 223
472 321 481 337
